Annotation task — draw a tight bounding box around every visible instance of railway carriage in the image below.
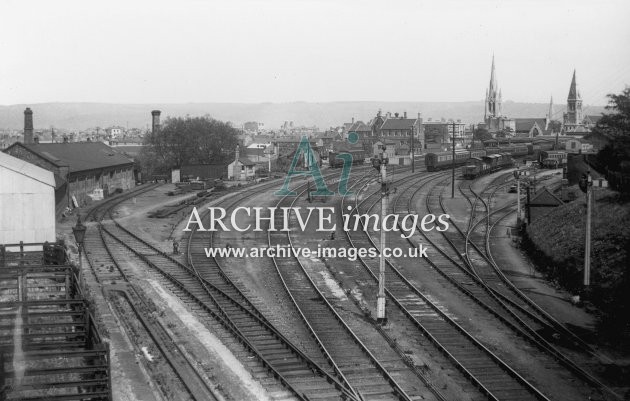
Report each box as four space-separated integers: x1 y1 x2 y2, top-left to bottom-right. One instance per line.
483 139 499 148
484 147 501 155
512 145 529 157
328 149 366 168
425 150 471 171
540 150 567 168
469 149 487 159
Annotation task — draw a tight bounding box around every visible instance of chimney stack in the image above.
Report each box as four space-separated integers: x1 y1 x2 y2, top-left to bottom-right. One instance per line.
151 110 161 134
24 108 34 144
404 111 407 119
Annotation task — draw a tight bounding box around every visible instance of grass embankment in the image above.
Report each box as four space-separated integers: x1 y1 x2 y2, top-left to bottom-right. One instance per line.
524 187 630 341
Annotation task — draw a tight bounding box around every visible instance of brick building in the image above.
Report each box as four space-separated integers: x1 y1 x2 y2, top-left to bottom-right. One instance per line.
4 108 134 214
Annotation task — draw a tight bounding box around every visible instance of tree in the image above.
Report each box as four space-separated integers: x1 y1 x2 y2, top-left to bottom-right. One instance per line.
495 126 513 138
548 120 562 133
473 126 493 141
590 87 630 172
140 115 240 176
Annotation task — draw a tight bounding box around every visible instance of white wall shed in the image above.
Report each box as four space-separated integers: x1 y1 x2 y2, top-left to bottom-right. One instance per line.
0 152 56 245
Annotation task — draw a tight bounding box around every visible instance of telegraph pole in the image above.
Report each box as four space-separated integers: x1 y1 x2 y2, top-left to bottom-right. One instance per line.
584 171 593 286
514 169 521 224
376 151 388 324
411 122 415 173
451 121 456 198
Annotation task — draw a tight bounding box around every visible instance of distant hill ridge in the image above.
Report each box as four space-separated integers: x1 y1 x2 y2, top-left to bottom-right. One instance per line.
0 101 607 131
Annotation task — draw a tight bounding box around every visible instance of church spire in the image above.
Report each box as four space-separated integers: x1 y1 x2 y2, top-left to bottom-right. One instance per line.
548 95 554 119
564 69 583 127
568 69 580 100
489 54 498 97
484 88 488 119
486 55 501 117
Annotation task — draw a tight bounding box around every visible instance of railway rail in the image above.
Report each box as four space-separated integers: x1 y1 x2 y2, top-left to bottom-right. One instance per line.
268 170 424 401
403 171 619 399
343 172 550 401
95 178 362 400
82 183 221 401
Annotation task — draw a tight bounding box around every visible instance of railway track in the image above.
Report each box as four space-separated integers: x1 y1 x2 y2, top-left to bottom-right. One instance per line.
342 172 550 401
411 172 619 399
454 176 621 398
268 171 423 401
95 179 361 400
82 183 221 401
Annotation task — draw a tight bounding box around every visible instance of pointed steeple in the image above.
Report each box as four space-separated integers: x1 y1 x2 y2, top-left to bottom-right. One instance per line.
565 70 583 127
484 89 488 119
548 95 553 119
568 69 580 100
489 54 498 97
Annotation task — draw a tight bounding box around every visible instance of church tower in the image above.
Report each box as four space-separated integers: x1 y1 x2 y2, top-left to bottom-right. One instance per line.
483 55 512 133
566 70 583 124
563 70 586 134
486 55 501 118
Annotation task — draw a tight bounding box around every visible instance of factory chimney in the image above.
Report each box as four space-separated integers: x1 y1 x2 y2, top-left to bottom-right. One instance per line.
233 145 240 180
24 108 34 144
151 110 161 134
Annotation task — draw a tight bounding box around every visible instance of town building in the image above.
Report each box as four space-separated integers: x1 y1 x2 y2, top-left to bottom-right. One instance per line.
423 120 466 151
364 111 423 152
513 117 551 137
583 114 603 130
227 146 256 180
0 151 56 244
564 138 595 154
562 70 588 135
272 137 318 157
4 108 135 213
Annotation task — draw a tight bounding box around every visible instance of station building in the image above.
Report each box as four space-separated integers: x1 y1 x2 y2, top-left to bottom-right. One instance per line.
0 151 56 244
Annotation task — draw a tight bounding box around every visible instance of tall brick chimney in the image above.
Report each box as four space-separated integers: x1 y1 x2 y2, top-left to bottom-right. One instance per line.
24 108 34 144
151 110 161 134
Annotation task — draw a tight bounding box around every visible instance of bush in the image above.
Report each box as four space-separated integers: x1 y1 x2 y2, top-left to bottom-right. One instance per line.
525 188 630 342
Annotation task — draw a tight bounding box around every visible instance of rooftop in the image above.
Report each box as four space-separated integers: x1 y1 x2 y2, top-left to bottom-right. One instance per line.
11 141 134 173
380 118 419 130
0 151 55 187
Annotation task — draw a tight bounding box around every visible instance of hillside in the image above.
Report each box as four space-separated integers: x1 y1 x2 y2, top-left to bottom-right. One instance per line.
525 188 630 339
0 101 607 131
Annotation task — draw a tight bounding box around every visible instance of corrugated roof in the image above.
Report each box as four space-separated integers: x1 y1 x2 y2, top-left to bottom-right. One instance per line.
24 142 134 173
0 151 55 187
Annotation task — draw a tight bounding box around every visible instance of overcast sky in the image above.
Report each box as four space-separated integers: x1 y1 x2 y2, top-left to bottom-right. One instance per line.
1 0 628 106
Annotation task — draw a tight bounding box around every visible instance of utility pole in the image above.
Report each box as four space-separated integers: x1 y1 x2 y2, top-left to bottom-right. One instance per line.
451 121 456 198
372 150 389 324
526 185 531 225
411 122 415 173
514 169 521 224
584 171 593 286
